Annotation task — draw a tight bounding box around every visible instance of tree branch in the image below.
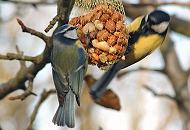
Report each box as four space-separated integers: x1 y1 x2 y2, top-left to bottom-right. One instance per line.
27 89 56 130
17 19 51 45
123 2 190 8
9 79 37 101
144 85 176 101
0 53 37 63
0 19 52 100
0 0 56 5
44 0 75 32
186 68 190 77
117 67 165 79
170 16 190 37
44 15 60 33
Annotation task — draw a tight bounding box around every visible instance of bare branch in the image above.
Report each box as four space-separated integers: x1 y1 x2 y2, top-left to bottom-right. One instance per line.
27 89 56 130
17 18 51 45
57 0 75 25
117 67 165 79
144 85 176 101
170 16 190 37
0 0 76 100
44 15 60 33
0 0 56 5
0 53 37 63
123 2 190 8
0 19 52 99
186 69 190 77
9 79 37 101
15 45 27 68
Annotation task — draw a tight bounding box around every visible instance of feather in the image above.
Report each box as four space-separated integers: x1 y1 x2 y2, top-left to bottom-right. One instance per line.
65 90 75 127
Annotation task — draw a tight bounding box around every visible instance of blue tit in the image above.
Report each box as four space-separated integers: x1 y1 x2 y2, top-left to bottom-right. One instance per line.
51 24 88 127
90 10 170 99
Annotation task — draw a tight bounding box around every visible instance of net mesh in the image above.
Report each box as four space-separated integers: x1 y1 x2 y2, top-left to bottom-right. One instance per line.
75 0 125 15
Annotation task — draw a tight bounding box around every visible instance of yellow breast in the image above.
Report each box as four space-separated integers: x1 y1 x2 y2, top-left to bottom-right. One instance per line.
132 34 164 59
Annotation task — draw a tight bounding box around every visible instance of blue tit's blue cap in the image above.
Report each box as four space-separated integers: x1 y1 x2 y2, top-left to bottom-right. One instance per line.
54 24 78 40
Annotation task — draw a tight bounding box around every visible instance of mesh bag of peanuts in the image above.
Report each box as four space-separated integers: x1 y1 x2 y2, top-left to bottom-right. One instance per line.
69 5 129 70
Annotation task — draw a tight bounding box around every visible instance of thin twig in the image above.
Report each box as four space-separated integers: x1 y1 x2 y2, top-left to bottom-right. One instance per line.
0 19 51 99
15 45 27 68
144 85 176 101
27 89 56 130
0 0 56 5
16 18 51 45
0 53 37 63
9 79 37 101
117 67 165 79
123 2 190 8
44 15 60 33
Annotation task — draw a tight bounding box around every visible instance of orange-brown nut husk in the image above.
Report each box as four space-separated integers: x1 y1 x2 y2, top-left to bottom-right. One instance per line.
105 20 116 33
69 5 129 69
96 30 110 41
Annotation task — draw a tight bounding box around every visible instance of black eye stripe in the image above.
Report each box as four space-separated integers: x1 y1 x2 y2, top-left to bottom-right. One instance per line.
67 26 77 32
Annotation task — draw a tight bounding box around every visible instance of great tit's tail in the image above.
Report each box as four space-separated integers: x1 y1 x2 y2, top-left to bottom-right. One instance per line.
90 64 119 99
52 90 75 128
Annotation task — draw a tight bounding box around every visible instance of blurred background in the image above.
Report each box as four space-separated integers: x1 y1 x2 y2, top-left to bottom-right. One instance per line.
0 0 190 130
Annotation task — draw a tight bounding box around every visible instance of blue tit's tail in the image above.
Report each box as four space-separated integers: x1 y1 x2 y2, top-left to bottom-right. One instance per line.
90 63 119 99
52 90 75 128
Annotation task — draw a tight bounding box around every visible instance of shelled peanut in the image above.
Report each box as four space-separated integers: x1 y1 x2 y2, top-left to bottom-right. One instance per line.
69 5 129 69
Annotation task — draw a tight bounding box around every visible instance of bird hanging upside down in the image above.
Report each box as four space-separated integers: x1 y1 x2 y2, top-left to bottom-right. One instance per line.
51 24 88 127
90 10 170 99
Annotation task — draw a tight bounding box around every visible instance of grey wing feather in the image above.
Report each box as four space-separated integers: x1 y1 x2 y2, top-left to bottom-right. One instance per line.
71 66 86 106
52 69 69 104
71 47 88 105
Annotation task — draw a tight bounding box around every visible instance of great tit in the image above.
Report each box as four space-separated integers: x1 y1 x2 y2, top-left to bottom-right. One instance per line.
90 10 170 99
51 24 88 127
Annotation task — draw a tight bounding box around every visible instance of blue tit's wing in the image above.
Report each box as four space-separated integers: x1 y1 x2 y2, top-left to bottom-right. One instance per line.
52 69 70 105
76 47 88 71
71 47 88 106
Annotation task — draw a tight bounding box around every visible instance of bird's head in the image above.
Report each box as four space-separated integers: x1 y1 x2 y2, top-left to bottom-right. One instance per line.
54 24 78 41
143 10 170 34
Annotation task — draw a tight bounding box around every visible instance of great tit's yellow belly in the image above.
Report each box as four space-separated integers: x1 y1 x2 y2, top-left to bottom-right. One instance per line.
132 34 164 59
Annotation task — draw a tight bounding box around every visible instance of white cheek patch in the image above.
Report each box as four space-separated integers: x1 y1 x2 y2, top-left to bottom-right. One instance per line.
151 22 169 33
63 30 78 39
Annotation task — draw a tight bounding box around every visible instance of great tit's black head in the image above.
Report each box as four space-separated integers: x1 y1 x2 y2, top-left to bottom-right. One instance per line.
145 10 170 34
54 24 78 40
